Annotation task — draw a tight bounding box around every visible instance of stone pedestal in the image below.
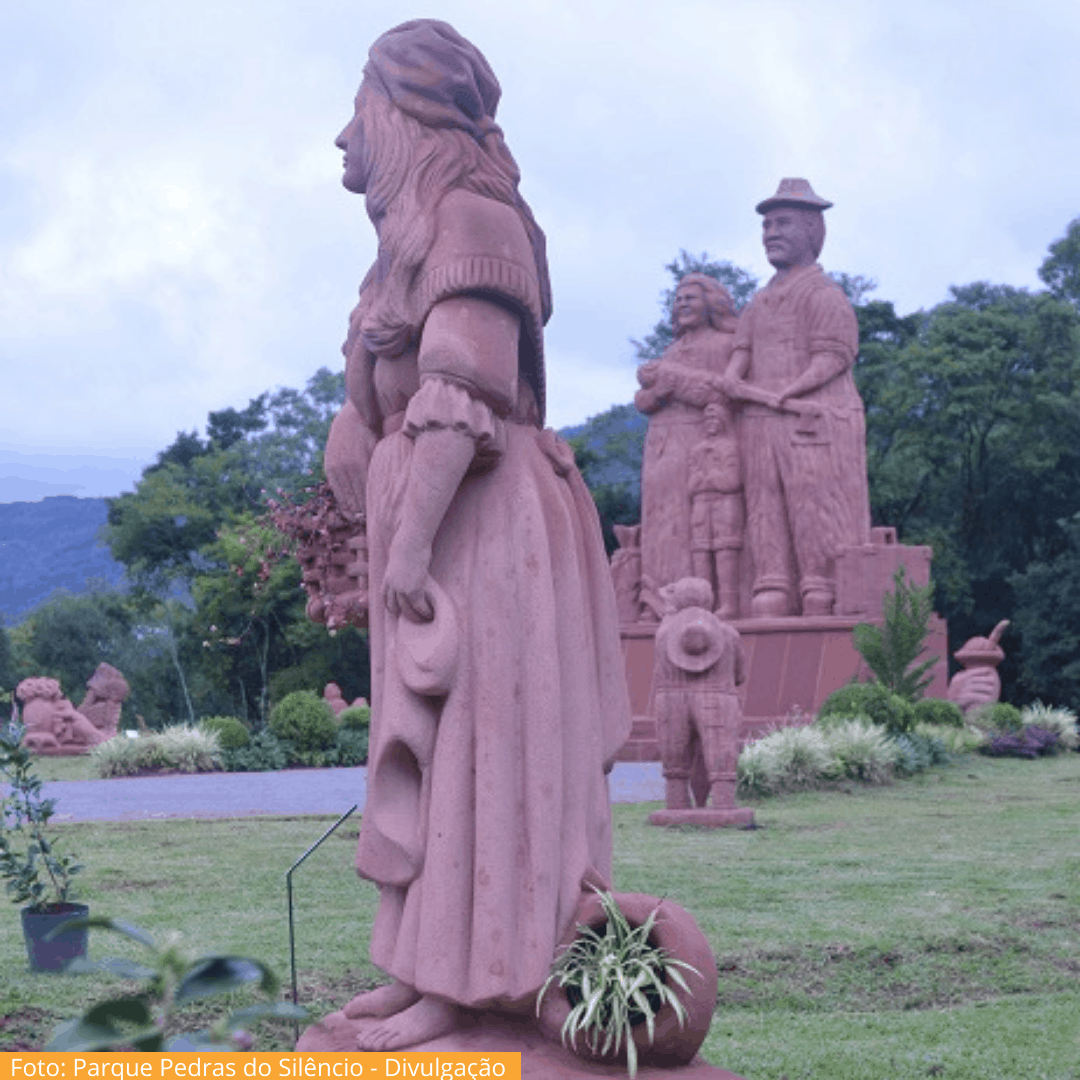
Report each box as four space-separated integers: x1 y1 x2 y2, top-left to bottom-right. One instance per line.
618 613 949 761
297 1009 746 1078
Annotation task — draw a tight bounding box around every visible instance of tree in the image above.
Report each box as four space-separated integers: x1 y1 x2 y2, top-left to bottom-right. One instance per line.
99 368 353 723
194 513 369 725
106 368 346 591
1010 511 1080 710
0 623 13 693
855 280 1080 698
1039 217 1080 308
851 567 938 701
566 404 646 555
631 251 758 360
830 272 878 306
24 585 133 693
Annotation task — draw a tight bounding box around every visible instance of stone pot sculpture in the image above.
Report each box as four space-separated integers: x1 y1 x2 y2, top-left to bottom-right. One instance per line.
536 891 719 1071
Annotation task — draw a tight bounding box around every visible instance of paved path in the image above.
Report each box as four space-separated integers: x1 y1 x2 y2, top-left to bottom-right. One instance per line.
40 763 665 822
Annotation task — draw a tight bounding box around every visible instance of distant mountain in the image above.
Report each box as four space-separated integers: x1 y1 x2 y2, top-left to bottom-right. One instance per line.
0 411 646 625
0 497 128 623
0 443 152 501
561 403 645 496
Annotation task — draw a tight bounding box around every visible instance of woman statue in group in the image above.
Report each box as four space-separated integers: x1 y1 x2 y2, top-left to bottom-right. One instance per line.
320 20 631 1050
635 274 741 616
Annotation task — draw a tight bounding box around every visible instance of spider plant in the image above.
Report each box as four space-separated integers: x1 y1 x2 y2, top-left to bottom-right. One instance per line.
537 890 699 1078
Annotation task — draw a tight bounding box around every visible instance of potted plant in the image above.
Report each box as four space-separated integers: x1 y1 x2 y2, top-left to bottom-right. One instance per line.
537 890 718 1077
0 720 87 971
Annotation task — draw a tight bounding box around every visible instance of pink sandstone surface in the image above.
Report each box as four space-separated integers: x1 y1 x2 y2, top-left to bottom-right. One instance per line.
647 579 754 827
948 619 1009 713
17 676 109 755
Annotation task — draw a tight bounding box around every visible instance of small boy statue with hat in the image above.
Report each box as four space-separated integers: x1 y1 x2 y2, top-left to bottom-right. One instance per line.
649 577 755 828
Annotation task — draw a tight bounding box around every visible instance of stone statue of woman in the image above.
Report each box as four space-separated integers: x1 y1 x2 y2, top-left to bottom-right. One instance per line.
635 274 739 615
318 20 631 1051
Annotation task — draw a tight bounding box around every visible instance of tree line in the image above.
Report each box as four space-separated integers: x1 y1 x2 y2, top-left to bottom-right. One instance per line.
2 215 1079 721
0 369 368 728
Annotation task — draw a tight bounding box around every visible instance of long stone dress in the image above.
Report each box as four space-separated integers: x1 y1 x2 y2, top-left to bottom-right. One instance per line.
335 190 631 1008
635 328 736 604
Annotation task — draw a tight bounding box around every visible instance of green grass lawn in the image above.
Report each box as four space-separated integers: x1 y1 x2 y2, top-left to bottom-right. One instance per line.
31 754 101 781
2 753 1078 1078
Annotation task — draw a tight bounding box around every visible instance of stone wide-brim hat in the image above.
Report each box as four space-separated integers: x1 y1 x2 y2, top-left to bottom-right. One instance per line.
663 608 724 674
756 178 833 215
395 578 459 695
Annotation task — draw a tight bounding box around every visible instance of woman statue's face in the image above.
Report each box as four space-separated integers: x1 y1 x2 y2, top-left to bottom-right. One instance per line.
673 282 708 335
336 82 373 194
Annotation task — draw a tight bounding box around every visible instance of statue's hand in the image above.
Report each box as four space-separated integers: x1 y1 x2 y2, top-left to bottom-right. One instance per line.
383 540 435 623
637 362 660 388
712 373 736 397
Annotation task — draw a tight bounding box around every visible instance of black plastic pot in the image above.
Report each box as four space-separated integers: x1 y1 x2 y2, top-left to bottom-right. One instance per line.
21 902 89 972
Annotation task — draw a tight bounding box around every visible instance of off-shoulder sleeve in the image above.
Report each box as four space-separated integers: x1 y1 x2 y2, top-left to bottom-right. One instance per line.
415 191 545 419
404 377 505 468
807 284 859 363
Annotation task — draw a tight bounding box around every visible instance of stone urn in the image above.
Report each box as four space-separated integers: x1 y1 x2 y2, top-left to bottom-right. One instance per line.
537 891 719 1070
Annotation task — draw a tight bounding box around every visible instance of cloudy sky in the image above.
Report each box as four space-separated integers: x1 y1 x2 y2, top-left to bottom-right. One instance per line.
2 0 1078 500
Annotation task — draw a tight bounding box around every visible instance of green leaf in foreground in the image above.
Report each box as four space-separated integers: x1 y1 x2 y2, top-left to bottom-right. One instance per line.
45 917 305 1051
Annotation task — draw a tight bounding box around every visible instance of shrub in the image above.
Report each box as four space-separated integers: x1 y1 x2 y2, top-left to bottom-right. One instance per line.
738 717 957 797
851 566 938 701
970 702 1023 734
1020 701 1079 751
912 698 964 729
979 726 1060 759
891 731 950 776
91 727 221 777
1 721 82 911
338 705 371 731
826 719 899 782
737 726 835 796
200 716 250 750
915 722 985 755
268 665 325 706
221 730 289 773
817 682 916 735
332 726 369 767
268 691 336 752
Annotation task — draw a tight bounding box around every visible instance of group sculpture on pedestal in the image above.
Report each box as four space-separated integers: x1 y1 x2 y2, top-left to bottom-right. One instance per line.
619 177 872 624
17 663 130 755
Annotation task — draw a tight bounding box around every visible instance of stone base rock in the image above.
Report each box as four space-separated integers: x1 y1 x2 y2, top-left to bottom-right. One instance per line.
648 807 754 829
297 1008 746 1079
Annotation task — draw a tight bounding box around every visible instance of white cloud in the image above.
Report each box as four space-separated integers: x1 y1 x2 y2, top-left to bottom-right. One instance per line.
1 0 1078 463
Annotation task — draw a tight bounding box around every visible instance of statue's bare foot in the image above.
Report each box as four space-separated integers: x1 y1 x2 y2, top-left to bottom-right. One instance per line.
343 980 420 1020
354 995 456 1051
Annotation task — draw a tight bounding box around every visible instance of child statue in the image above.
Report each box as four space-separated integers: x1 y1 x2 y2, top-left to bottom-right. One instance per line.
687 402 744 618
649 578 754 828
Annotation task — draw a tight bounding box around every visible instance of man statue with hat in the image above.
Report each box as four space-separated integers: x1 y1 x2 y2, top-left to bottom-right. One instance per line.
719 179 871 618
